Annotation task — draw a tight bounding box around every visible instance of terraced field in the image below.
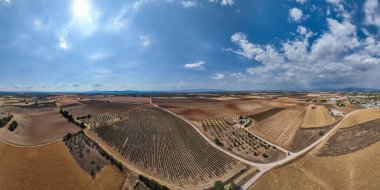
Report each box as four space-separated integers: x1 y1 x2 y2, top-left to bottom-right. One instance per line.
93 105 245 188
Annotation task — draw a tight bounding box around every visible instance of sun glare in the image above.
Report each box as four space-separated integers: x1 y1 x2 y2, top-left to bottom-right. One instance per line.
72 0 90 19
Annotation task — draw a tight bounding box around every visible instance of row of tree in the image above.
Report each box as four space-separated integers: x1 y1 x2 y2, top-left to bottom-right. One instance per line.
0 114 13 128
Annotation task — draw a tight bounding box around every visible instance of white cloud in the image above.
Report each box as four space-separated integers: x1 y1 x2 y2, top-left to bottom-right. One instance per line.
296 0 306 4
228 14 380 88
213 73 225 80
0 0 11 5
58 31 69 50
364 0 380 28
182 0 198 8
209 0 234 6
183 61 205 70
32 19 43 30
326 0 341 5
297 25 307 35
140 35 151 47
289 7 303 22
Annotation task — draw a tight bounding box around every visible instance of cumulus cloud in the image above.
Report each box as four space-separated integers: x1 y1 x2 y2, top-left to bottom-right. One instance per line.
228 14 380 88
213 73 225 80
364 0 380 28
209 0 234 6
183 61 205 70
289 7 303 22
295 0 306 4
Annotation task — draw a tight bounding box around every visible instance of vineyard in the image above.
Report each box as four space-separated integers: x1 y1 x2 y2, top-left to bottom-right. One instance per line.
93 105 245 187
249 106 307 148
319 118 380 157
65 100 140 118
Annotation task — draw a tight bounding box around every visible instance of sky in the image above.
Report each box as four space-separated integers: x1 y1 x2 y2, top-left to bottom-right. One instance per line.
1 0 380 91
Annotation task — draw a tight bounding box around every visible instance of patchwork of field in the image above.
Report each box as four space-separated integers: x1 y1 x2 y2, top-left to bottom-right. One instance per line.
65 100 140 118
250 111 380 190
0 106 80 146
0 141 125 190
301 104 336 128
91 96 150 103
152 97 295 122
93 105 246 188
249 105 307 149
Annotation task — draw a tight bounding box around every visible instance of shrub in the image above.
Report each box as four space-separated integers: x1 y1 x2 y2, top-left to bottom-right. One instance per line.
214 138 224 146
8 121 18 131
139 175 168 190
213 180 224 190
229 182 237 190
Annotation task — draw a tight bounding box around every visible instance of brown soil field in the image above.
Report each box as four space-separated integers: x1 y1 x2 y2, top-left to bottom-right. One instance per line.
66 100 140 118
250 112 380 190
249 108 285 122
153 97 294 122
93 105 246 188
319 118 380 157
301 105 336 128
251 140 380 190
0 141 125 190
0 107 80 146
249 106 307 149
337 108 380 128
91 96 150 103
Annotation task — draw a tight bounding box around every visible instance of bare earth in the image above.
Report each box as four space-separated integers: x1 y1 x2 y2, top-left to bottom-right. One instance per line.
250 109 380 190
0 109 80 146
301 104 336 128
0 141 125 190
337 108 380 128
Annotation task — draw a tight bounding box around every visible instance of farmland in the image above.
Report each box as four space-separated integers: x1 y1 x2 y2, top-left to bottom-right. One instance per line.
152 97 294 122
249 105 307 149
92 105 247 188
0 141 125 190
0 106 80 146
301 104 336 128
250 108 380 190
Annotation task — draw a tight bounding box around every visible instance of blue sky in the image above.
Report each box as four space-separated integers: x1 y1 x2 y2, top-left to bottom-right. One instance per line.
1 0 380 91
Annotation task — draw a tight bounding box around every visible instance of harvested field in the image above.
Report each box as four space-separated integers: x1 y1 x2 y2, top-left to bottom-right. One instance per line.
0 141 125 190
93 105 245 188
249 106 307 149
319 119 380 156
251 135 380 190
59 102 82 109
337 108 380 128
0 107 80 146
301 105 336 128
91 96 150 103
248 108 285 122
152 97 293 122
66 100 140 118
288 124 334 152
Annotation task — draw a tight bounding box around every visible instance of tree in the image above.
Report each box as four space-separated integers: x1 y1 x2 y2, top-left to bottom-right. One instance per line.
213 180 224 190
229 182 237 190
